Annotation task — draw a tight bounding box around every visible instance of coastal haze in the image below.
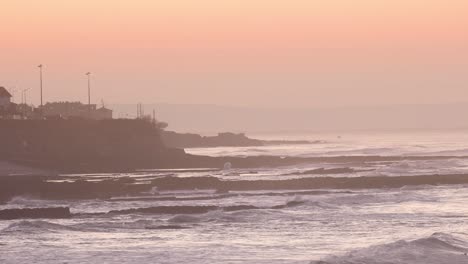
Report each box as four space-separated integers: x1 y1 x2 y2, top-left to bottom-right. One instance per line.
114 103 468 133
2 1 468 264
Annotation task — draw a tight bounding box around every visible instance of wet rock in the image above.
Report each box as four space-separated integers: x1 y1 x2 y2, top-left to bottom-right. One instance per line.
0 207 71 220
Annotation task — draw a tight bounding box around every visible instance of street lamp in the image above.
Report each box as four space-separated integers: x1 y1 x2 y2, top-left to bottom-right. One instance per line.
86 72 91 116
22 88 31 105
8 87 18 104
38 64 43 108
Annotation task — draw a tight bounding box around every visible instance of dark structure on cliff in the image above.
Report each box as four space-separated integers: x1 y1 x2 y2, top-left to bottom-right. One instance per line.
0 87 18 119
41 102 113 120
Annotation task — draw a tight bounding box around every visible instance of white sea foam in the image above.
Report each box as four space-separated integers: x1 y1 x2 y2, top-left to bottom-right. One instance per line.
2 220 77 233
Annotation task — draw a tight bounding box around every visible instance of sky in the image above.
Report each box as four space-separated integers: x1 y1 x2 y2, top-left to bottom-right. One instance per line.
1 0 468 108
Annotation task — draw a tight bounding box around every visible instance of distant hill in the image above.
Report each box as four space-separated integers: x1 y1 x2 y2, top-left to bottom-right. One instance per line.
111 103 468 133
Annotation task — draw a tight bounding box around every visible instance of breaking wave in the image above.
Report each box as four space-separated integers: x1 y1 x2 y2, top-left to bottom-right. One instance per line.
1 219 188 233
311 232 468 264
2 220 78 233
106 200 306 216
150 174 468 192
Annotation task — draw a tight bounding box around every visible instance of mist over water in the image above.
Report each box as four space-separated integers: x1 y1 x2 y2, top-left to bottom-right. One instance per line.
2 131 468 264
112 103 468 133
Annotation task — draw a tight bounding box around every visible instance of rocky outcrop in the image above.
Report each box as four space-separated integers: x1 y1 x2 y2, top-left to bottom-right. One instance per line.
161 131 311 148
0 207 71 220
0 119 175 172
0 120 315 172
0 175 151 202
149 173 468 192
3 168 468 202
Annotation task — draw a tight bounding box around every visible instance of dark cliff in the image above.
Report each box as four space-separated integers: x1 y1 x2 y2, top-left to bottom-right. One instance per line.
0 119 183 172
0 120 321 173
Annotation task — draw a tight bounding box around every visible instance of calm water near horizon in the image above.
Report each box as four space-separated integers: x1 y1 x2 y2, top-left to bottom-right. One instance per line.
2 130 468 264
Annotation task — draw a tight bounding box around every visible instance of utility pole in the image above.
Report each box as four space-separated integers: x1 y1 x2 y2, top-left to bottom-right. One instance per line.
137 103 144 119
38 64 43 118
22 88 31 105
86 72 91 116
20 88 31 119
38 65 43 108
8 87 17 104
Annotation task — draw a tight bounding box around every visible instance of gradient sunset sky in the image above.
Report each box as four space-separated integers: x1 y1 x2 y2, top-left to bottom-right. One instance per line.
2 0 468 107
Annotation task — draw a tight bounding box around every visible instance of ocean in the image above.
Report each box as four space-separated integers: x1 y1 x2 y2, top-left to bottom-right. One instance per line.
1 130 468 264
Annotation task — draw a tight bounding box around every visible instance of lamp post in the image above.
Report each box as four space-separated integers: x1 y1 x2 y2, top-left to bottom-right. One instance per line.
8 87 17 104
86 72 91 116
38 64 43 108
38 64 44 118
23 88 31 105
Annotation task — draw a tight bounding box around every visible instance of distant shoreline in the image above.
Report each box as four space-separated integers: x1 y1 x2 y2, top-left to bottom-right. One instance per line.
2 119 468 174
161 130 314 149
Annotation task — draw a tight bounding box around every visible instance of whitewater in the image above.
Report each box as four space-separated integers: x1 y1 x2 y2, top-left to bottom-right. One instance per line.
2 130 468 264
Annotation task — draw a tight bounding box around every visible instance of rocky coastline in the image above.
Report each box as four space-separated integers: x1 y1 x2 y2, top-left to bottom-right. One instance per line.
0 119 315 173
2 172 468 208
161 131 313 148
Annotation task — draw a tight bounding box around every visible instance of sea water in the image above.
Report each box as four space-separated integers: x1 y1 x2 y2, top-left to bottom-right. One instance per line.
1 130 468 264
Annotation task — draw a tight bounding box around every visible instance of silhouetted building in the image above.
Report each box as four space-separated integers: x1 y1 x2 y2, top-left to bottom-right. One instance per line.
93 107 113 120
42 102 113 120
0 87 12 109
16 103 35 119
0 87 18 119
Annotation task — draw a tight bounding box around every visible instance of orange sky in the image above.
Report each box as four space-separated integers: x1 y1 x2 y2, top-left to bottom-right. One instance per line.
1 0 468 107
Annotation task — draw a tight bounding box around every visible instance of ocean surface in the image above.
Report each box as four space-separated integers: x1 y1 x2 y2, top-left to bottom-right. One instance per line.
2 130 468 264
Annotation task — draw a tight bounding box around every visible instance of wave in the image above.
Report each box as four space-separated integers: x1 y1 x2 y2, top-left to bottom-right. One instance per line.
168 209 250 224
375 158 468 177
107 205 219 215
71 219 187 231
1 219 189 234
152 174 468 192
144 225 188 230
306 201 339 209
0 207 71 220
2 220 78 233
311 232 468 264
414 148 468 157
168 215 202 223
282 167 372 176
320 147 398 156
107 190 341 206
106 200 306 216
109 193 237 202
318 190 439 207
